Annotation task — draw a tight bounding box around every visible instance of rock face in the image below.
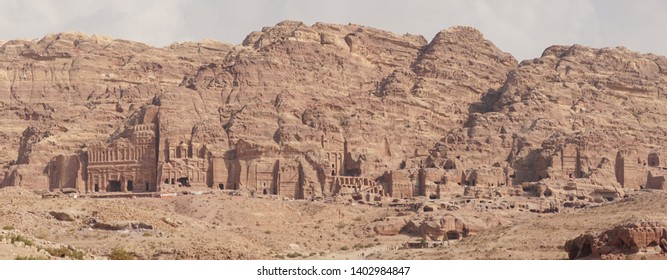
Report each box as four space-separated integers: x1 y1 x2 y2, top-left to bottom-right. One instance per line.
371 218 408 236
404 215 469 241
564 221 667 259
0 21 666 204
369 213 501 241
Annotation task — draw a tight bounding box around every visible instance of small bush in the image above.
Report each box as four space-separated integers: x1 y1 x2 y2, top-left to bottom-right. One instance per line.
352 243 374 250
10 235 33 246
264 230 272 234
109 248 134 260
274 254 285 259
340 246 349 251
15 256 47 260
286 252 303 258
45 246 85 260
3 226 15 230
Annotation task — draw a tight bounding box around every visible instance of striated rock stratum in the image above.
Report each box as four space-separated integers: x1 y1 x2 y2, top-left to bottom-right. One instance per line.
1 20 667 207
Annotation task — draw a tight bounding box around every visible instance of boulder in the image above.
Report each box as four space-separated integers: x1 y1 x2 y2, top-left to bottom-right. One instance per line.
49 211 77 222
370 218 408 236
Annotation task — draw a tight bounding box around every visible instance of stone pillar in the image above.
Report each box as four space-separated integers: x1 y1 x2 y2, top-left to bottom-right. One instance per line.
101 173 107 192
86 171 91 193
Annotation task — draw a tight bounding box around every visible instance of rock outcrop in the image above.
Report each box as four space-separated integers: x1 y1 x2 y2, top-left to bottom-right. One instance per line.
564 220 667 259
371 218 408 236
0 21 666 206
369 213 502 241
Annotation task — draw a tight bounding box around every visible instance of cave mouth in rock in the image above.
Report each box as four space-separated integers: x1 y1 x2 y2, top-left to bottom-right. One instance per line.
579 241 592 259
446 231 460 240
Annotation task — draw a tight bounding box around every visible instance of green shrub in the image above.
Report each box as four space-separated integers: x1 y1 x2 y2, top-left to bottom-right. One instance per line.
45 246 84 260
2 226 15 230
340 246 349 251
15 256 47 260
286 252 303 258
10 235 33 246
351 243 374 250
109 248 134 260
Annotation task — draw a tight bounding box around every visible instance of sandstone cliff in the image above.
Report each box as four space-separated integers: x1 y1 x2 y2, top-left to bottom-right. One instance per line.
1 21 665 200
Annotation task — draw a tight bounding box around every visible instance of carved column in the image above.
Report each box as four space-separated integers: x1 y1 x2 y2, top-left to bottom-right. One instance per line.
101 173 107 192
121 177 127 192
86 171 91 193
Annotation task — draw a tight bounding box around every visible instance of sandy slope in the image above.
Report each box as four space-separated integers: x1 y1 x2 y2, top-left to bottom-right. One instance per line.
1 186 666 260
371 191 667 259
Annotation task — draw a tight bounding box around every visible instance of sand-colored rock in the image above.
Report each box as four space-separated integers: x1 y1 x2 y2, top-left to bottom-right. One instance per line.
1 20 667 260
564 220 667 259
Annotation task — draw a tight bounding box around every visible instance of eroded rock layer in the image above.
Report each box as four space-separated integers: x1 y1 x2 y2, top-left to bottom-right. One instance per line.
1 21 666 205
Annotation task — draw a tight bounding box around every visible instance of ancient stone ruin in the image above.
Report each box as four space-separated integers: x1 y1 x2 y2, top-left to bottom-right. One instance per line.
0 21 665 210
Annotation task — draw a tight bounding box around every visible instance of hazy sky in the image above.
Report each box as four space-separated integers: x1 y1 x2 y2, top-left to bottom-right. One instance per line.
0 0 664 60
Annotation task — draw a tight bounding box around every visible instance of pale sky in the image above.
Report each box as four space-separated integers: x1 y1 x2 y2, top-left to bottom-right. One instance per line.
0 0 664 60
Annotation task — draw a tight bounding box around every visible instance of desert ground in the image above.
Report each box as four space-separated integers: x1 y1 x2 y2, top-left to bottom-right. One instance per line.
2 186 665 260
